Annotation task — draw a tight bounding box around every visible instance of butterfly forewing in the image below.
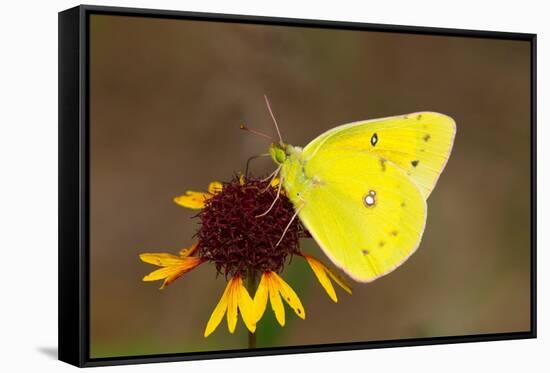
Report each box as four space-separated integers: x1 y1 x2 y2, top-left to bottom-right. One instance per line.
303 112 456 199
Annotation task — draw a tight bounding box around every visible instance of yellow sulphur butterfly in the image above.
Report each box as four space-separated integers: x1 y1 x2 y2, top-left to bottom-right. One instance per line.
258 98 456 283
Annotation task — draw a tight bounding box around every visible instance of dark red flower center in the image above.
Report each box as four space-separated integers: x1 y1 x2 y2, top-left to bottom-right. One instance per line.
196 176 308 278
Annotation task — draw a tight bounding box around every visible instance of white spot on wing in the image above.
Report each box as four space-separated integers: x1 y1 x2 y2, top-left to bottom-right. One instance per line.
364 190 376 207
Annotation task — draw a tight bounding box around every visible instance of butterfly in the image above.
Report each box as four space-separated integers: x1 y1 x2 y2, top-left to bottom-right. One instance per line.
246 97 456 283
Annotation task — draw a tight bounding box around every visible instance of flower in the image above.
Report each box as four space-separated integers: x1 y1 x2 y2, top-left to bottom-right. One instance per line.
139 175 352 339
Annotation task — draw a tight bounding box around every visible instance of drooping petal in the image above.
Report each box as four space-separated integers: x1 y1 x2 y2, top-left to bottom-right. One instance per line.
174 191 211 209
266 272 285 326
204 280 231 337
304 255 351 302
139 253 184 267
271 272 305 319
253 273 269 322
237 279 256 333
160 271 188 289
159 257 203 289
142 266 184 282
179 242 199 258
324 264 352 295
161 257 202 289
305 255 337 302
140 256 203 289
226 277 240 333
208 181 223 195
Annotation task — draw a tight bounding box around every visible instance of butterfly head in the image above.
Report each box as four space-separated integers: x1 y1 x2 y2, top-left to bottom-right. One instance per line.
269 143 288 165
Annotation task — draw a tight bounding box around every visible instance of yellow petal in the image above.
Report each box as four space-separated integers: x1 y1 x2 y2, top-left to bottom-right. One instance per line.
141 256 203 289
266 272 285 326
237 279 256 333
174 191 211 209
239 174 245 185
253 273 269 322
305 255 337 302
140 253 184 267
160 271 186 290
208 181 223 195
226 277 240 333
304 255 352 301
204 280 231 337
159 257 202 289
271 272 305 319
324 264 352 296
179 242 199 258
142 266 184 282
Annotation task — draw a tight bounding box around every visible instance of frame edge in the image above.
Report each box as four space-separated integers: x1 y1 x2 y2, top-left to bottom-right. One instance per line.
58 5 85 368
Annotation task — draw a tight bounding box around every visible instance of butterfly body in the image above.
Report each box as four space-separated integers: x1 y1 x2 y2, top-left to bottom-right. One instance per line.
270 144 309 202
269 112 456 282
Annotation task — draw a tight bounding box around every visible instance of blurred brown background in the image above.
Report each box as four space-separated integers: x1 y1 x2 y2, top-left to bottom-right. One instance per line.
89 14 531 358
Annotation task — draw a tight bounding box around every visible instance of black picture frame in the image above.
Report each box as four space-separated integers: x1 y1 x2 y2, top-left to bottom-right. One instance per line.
58 4 537 368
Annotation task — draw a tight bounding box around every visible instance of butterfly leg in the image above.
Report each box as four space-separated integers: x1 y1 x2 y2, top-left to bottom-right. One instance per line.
275 201 305 247
245 153 270 178
260 165 282 191
256 174 283 217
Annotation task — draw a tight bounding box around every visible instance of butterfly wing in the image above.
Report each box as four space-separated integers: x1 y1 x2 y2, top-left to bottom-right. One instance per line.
288 150 427 282
303 112 456 199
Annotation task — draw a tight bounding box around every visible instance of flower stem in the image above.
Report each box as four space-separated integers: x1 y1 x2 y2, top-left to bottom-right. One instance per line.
247 268 257 349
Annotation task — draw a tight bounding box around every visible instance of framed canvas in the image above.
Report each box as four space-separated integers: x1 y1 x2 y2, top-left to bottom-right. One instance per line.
58 4 537 367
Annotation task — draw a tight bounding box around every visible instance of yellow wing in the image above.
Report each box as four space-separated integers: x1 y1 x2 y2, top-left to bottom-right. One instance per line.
303 112 456 199
292 151 427 282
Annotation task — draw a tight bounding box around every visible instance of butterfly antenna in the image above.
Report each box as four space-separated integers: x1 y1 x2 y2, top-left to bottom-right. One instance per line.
264 94 283 145
240 123 275 141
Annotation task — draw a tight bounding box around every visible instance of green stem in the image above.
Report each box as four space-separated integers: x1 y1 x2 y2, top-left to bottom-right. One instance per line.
247 268 257 349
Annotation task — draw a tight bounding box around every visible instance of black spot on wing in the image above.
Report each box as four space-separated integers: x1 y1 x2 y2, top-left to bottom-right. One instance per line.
380 158 387 172
370 133 378 146
423 134 431 142
411 160 419 167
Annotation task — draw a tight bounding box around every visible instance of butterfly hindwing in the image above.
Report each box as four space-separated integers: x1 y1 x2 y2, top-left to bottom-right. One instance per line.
286 150 427 282
303 112 456 199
